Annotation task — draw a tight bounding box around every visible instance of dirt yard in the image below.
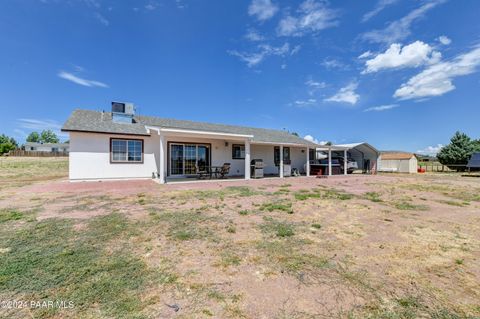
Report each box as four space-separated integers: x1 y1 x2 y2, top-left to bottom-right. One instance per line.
0 157 479 318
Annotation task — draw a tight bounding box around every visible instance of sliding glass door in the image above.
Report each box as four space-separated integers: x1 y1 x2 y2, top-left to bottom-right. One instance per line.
169 143 210 176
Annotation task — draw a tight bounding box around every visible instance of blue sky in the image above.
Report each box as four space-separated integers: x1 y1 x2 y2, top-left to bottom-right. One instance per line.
1 0 479 154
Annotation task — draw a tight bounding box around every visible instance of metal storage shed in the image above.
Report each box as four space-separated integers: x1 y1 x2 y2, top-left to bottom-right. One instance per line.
467 152 480 170
379 152 418 173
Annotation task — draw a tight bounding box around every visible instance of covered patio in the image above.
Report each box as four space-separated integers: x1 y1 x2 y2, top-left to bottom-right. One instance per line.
146 126 316 184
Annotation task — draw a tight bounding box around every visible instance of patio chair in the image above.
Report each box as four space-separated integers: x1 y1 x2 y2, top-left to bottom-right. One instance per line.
215 163 231 179
195 164 210 179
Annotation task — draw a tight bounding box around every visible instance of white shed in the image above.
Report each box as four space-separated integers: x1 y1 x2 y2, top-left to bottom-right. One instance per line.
379 152 418 173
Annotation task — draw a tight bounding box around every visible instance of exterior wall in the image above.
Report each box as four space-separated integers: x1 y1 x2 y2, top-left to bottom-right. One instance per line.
69 131 309 180
347 148 378 173
379 157 418 173
69 132 158 180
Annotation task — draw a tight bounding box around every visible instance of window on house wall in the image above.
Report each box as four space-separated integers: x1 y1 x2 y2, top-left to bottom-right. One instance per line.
232 144 245 159
274 146 291 165
111 139 143 163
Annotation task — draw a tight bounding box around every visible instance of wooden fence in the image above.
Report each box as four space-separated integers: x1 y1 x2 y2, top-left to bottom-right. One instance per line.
418 161 467 172
7 150 69 157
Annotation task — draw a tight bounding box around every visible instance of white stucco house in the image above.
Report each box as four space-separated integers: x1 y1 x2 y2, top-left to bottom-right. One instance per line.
61 104 320 182
24 142 69 153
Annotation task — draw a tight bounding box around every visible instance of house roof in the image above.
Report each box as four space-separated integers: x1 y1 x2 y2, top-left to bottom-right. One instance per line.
381 152 416 160
25 142 69 147
62 109 317 146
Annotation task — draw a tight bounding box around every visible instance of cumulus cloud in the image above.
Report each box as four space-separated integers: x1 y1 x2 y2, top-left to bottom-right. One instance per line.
324 82 359 105
58 71 109 88
228 43 297 67
304 134 328 145
293 99 317 107
277 0 338 37
362 41 441 73
438 35 452 45
361 0 445 44
362 0 399 22
245 28 265 41
363 104 399 112
394 45 480 100
416 144 443 156
248 0 278 21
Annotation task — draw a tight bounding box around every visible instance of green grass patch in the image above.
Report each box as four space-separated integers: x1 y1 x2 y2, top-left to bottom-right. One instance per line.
295 188 353 201
0 209 24 223
0 213 172 318
311 223 322 229
260 201 293 214
260 217 295 238
394 201 429 211
364 192 383 202
155 210 216 241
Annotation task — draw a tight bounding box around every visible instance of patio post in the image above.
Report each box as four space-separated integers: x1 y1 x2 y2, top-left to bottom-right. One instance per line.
159 134 166 184
328 147 332 176
244 139 251 180
279 145 284 178
344 149 348 175
306 147 310 176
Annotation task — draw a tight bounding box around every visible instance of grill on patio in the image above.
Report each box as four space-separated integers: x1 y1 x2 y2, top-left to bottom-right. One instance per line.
250 159 264 178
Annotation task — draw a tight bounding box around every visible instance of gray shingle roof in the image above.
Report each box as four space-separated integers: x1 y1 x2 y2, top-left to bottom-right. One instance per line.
62 109 317 146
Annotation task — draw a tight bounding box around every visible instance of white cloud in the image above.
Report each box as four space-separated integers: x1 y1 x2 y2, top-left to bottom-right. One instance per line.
438 35 452 45
245 29 265 42
94 12 109 26
18 118 61 131
248 0 278 21
394 45 480 100
324 82 359 105
228 43 298 67
293 99 317 107
17 119 68 139
358 51 373 59
416 144 443 156
362 41 441 73
145 2 158 10
362 0 399 22
305 79 326 95
321 58 349 70
361 0 444 44
58 71 109 88
363 104 399 112
304 134 328 145
277 0 338 37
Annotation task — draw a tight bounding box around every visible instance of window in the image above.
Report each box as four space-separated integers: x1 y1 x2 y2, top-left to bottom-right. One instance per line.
232 144 245 159
309 148 316 161
274 146 291 165
111 139 143 163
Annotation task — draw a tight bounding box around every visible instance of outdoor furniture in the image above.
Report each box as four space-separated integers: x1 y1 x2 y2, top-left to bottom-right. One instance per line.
215 163 231 179
195 164 210 179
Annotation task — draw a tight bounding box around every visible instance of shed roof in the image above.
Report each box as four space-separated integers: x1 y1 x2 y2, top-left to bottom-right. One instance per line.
62 109 317 146
381 152 416 160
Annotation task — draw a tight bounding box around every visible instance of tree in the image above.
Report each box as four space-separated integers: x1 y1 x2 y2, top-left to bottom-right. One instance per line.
40 130 59 143
26 131 40 143
437 131 475 171
0 134 18 155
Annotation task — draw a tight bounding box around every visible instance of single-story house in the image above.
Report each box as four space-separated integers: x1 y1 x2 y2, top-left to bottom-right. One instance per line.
24 142 69 153
379 152 418 173
61 105 319 182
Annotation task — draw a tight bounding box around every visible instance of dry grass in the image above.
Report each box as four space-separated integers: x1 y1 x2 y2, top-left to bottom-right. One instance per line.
0 158 479 318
